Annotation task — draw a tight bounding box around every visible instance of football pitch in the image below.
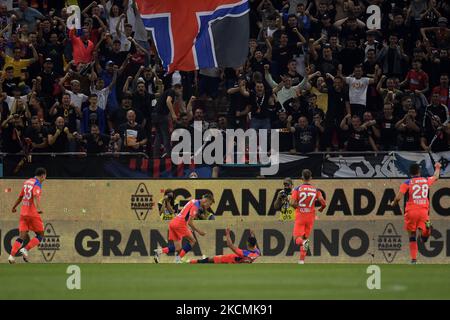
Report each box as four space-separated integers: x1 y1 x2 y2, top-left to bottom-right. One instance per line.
0 263 449 299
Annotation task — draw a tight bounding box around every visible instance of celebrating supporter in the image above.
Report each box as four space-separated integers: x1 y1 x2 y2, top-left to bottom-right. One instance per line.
24 116 48 152
117 109 147 152
48 93 79 133
396 107 422 151
288 115 319 153
340 113 378 152
47 116 75 152
377 103 398 151
74 123 118 154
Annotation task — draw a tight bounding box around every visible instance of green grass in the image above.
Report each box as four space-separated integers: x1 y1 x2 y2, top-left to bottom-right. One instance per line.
0 264 449 299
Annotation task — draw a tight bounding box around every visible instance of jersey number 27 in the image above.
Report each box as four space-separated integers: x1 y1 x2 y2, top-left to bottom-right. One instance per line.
298 192 316 207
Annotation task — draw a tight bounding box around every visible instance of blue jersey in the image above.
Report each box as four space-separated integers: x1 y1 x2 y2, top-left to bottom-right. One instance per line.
235 248 261 263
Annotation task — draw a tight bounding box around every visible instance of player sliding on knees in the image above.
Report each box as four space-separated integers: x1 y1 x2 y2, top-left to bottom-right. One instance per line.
8 168 47 264
189 228 260 264
290 169 327 264
154 193 214 263
390 162 441 264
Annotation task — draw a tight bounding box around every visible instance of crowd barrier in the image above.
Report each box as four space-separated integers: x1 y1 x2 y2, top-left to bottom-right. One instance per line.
1 151 449 178
0 179 449 264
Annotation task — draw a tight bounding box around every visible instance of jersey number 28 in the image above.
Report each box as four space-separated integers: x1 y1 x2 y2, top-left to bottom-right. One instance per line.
412 184 429 200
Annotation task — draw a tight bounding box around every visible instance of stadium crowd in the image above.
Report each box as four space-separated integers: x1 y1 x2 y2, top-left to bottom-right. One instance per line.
0 0 450 159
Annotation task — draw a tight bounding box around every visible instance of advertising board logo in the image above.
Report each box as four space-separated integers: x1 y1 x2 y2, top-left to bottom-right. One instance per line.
131 183 154 221
378 223 402 263
39 223 60 262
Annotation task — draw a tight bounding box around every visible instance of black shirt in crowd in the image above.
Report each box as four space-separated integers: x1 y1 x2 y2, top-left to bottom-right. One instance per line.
293 124 317 153
250 57 271 75
421 120 450 152
249 91 271 119
228 89 250 129
377 115 398 149
47 126 70 152
24 126 48 152
118 122 146 152
272 118 293 152
399 121 421 151
272 44 302 75
40 71 58 97
316 55 340 76
53 106 78 133
101 47 128 67
154 89 176 116
423 104 449 126
339 47 365 76
347 127 370 151
82 133 111 153
43 43 65 76
132 92 153 121
1 124 24 153
2 78 21 96
327 86 349 125
109 107 144 131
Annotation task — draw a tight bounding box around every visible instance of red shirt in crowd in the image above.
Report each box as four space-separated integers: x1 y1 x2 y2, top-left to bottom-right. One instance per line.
69 29 95 65
432 85 450 108
406 69 429 91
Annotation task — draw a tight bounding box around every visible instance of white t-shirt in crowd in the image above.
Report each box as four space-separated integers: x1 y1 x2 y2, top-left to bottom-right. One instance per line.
66 89 88 109
171 71 182 86
90 86 110 110
266 27 278 38
345 77 370 106
116 33 132 52
126 0 148 42
105 0 124 38
5 95 28 111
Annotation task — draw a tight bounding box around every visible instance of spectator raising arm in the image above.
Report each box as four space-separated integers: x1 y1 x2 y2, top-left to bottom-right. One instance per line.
295 73 312 92
118 54 131 76
29 43 39 63
377 75 387 95
116 14 126 38
82 1 98 17
58 71 72 93
264 64 278 89
293 28 306 46
166 92 178 120
128 37 151 59
264 36 272 61
109 66 119 90
92 14 108 32
340 114 351 131
0 23 12 38
420 27 437 42
123 76 134 95
131 66 146 90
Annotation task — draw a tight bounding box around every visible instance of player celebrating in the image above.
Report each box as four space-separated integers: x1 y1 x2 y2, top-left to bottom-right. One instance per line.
290 169 327 264
390 162 441 264
189 228 260 264
8 167 47 264
154 193 214 263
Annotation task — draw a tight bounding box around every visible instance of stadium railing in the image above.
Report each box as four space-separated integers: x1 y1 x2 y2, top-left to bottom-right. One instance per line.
0 151 447 178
